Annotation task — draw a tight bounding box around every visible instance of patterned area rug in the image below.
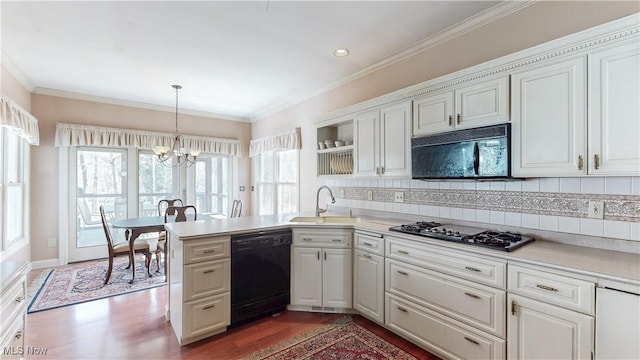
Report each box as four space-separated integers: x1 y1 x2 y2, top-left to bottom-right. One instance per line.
28 256 166 313
243 316 418 360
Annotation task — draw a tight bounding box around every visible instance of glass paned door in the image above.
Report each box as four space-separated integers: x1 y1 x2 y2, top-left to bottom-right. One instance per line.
139 152 175 216
194 155 229 216
70 148 128 262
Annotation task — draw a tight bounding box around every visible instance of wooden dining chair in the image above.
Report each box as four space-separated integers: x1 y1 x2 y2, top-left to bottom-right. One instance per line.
99 205 153 285
157 198 184 217
156 205 198 275
230 199 243 218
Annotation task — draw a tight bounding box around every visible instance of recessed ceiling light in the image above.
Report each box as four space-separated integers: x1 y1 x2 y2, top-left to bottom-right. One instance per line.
333 48 350 57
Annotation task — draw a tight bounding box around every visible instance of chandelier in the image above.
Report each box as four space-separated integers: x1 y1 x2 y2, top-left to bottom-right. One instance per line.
153 85 200 167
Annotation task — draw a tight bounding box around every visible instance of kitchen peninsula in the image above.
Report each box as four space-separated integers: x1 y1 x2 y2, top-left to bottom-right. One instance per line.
164 213 640 358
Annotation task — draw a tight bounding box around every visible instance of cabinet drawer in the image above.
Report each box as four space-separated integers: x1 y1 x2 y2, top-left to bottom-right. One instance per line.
0 278 26 330
386 236 506 288
292 228 352 247
0 313 25 359
183 293 230 339
508 264 595 315
386 294 505 360
184 259 230 301
354 231 384 255
386 259 505 337
184 237 230 264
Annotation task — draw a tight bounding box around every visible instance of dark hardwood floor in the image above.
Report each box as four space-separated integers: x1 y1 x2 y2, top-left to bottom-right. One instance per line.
25 277 440 360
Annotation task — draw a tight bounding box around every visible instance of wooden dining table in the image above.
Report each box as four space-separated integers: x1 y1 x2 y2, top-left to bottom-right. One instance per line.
111 214 211 283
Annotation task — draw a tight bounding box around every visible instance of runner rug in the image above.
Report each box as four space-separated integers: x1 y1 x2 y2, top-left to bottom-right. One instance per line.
242 316 419 360
27 256 166 313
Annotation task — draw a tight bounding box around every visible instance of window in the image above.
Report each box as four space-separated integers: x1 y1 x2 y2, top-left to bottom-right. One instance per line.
255 150 298 215
1 127 27 251
194 155 229 215
139 151 176 216
76 147 128 248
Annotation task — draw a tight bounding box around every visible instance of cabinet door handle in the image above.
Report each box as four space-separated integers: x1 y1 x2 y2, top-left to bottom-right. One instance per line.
464 336 479 345
317 251 320 260
457 113 461 124
578 155 584 170
324 251 327 261
464 292 480 299
202 250 216 254
15 296 24 304
302 238 313 241
380 166 385 174
594 154 600 170
465 266 481 273
14 330 23 340
203 269 216 274
375 167 380 175
363 253 372 259
397 270 409 276
511 300 517 316
448 115 453 126
202 305 216 310
397 306 408 313
536 284 559 292
398 250 409 255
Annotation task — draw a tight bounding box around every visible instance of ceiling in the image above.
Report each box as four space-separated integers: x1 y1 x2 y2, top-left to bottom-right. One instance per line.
1 1 512 121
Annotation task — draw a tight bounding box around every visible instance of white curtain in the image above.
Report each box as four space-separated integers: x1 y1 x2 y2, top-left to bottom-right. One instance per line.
54 122 241 156
0 95 40 145
249 127 301 157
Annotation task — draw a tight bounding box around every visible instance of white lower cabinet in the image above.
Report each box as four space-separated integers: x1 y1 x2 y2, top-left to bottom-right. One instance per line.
387 294 505 360
508 294 594 360
0 262 28 360
169 235 231 345
353 230 385 324
384 236 506 359
507 263 595 360
291 228 352 310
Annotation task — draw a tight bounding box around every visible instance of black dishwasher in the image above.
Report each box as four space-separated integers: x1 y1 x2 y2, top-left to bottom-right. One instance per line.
230 228 292 327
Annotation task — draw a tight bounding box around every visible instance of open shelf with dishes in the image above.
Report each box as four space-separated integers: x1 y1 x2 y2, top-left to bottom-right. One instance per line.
316 116 354 176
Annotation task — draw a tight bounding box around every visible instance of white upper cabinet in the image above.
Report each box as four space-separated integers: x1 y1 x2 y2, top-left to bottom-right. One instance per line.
511 57 587 177
354 100 411 177
588 40 640 176
413 76 509 137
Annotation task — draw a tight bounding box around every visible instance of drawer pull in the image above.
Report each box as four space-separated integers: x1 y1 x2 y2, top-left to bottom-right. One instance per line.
331 239 342 242
363 253 372 259
362 242 373 247
397 270 409 276
202 305 216 310
464 336 479 345
397 306 408 313
536 284 559 292
465 266 481 273
15 330 23 340
464 292 480 299
302 238 313 241
203 269 216 274
202 250 216 254
397 250 409 255
15 296 24 303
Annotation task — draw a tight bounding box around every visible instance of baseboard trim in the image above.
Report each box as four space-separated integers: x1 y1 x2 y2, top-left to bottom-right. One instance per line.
31 258 61 269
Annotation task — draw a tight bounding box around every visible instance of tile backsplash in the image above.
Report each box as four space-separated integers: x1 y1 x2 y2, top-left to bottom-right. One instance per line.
325 177 640 242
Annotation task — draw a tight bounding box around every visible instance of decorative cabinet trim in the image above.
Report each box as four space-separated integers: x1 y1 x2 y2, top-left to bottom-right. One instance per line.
314 15 639 124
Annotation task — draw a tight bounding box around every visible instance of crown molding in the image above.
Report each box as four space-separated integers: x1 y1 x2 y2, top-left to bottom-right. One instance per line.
31 87 251 123
250 0 537 122
1 52 35 92
313 12 640 124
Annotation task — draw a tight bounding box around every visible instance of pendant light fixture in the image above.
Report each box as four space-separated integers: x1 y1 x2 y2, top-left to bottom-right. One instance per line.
153 84 200 167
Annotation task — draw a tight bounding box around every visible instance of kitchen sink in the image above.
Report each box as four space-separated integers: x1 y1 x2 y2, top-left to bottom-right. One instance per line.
289 216 360 224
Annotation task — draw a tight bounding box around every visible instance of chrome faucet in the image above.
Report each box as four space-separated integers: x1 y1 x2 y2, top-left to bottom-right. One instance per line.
315 185 336 217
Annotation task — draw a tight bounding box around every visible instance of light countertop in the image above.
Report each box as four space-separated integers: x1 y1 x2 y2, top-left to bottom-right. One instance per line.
165 213 640 285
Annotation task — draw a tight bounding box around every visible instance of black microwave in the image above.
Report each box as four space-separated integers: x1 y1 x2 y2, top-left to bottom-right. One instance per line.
411 123 513 180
